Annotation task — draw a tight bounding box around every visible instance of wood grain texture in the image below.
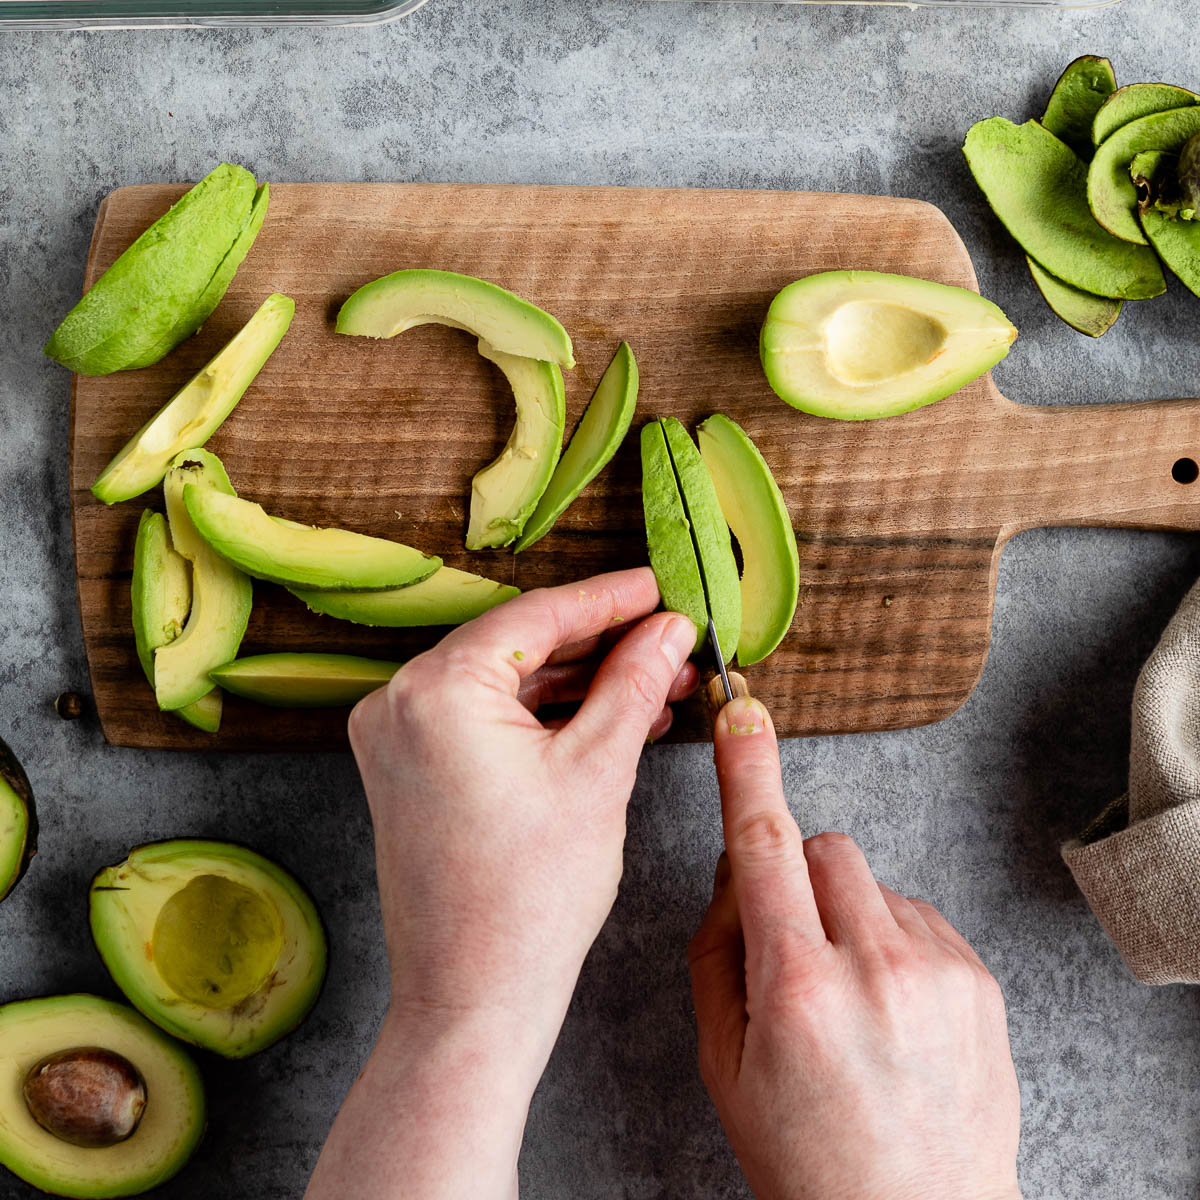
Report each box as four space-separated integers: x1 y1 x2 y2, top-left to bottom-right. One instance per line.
68 183 1200 751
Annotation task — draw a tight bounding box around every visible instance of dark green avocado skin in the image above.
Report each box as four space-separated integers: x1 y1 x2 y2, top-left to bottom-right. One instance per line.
0 737 36 904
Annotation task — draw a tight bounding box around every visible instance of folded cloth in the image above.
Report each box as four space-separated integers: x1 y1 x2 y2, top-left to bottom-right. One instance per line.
1062 578 1200 985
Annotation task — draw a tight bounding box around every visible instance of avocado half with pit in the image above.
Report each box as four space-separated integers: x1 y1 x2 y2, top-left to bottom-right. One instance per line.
0 738 36 905
90 841 327 1059
760 271 1018 420
0 993 205 1198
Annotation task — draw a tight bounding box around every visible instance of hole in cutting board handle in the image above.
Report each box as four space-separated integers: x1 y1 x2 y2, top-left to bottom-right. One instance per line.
1172 458 1199 485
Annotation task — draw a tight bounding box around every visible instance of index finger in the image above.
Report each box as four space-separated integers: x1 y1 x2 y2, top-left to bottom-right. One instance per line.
430 567 662 694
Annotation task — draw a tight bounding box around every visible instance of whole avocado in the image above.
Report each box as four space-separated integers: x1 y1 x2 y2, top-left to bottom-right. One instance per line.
0 737 36 904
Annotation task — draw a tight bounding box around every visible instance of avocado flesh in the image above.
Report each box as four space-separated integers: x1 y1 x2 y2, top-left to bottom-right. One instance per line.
131 510 222 732
155 451 253 713
185 487 442 590
289 566 519 627
44 163 263 376
0 739 35 905
514 341 639 553
1026 256 1122 337
1089 106 1200 244
93 293 294 505
697 414 799 667
964 118 1165 299
467 340 566 549
210 653 402 707
336 269 575 368
1042 55 1116 161
0 994 205 1199
90 840 327 1059
1092 83 1200 148
760 270 1017 420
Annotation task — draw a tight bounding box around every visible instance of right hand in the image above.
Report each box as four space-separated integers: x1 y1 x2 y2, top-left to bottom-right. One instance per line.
688 695 1022 1200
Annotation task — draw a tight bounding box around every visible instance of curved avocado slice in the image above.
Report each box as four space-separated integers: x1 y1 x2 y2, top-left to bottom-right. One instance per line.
336 269 575 368
1088 106 1200 244
1130 150 1200 296
1042 55 1116 161
1092 82 1200 148
289 565 519 627
514 341 639 553
210 653 402 707
0 738 36 905
44 163 264 376
760 270 1017 419
0 994 205 1199
90 841 327 1059
93 293 294 505
964 118 1165 299
131 510 222 733
467 340 566 550
184 488 441 590
1025 256 1122 337
697 414 799 667
154 451 253 713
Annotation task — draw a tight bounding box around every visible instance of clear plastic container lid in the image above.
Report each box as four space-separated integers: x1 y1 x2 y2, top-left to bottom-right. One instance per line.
0 0 426 28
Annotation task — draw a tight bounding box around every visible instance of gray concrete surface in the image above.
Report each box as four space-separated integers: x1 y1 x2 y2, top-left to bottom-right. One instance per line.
3 1 1200 1195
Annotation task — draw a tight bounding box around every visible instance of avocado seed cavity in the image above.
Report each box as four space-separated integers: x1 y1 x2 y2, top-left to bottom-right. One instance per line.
823 301 947 386
23 1047 147 1149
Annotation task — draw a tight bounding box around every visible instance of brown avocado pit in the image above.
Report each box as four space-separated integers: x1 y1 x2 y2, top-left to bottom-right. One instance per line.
23 1047 147 1149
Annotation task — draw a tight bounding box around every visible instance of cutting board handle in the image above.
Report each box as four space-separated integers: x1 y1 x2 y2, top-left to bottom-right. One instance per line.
997 396 1200 536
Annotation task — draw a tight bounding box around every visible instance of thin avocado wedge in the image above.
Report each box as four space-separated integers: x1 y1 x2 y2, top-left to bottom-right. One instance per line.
1134 153 1200 297
1088 106 1200 244
467 340 566 550
184 488 441 590
0 994 205 1199
0 739 36 905
514 341 639 553
697 414 799 667
1042 55 1116 161
336 269 575 368
93 294 294 505
760 271 1016 419
44 164 263 376
91 840 327 1059
1092 82 1200 148
131 510 223 732
210 653 402 707
964 117 1165 299
289 566 519 627
1026 256 1122 337
154 451 253 713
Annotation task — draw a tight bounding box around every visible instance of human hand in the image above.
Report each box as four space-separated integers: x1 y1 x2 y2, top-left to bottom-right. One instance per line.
688 696 1022 1200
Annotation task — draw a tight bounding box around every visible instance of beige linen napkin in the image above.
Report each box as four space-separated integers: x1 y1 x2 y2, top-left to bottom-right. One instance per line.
1063 578 1200 985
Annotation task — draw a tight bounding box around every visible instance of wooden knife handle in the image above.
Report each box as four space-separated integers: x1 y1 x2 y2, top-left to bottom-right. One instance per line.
705 670 750 725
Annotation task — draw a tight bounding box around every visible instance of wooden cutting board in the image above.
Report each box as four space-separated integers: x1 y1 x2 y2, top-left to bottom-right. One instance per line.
69 182 1200 751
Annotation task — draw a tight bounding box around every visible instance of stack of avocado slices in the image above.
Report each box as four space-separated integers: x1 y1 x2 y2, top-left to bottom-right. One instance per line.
965 56 1200 337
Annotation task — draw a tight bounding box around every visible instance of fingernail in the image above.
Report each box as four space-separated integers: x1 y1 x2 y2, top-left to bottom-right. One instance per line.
660 616 696 675
721 696 769 736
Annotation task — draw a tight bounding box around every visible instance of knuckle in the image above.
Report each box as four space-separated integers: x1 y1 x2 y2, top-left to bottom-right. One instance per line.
804 831 860 861
731 810 800 867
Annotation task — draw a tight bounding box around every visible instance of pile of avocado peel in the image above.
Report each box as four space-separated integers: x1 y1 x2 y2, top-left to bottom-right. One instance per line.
965 56 1200 337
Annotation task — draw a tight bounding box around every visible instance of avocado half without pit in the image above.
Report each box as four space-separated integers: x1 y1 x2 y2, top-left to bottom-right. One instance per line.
0 994 205 1199
90 841 327 1059
0 737 36 904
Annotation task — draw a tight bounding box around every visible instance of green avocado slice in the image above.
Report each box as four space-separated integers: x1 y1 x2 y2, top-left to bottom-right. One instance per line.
184 488 441 590
90 840 327 1059
1129 149 1200 297
131 510 223 732
0 739 35 905
1025 256 1122 337
0 994 205 1199
1041 55 1116 161
289 566 519 627
467 340 566 550
514 341 639 553
154 450 253 713
697 414 799 667
1088 106 1200 244
93 293 294 505
1092 82 1200 148
964 117 1165 299
336 269 575 368
44 163 263 376
210 653 402 707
